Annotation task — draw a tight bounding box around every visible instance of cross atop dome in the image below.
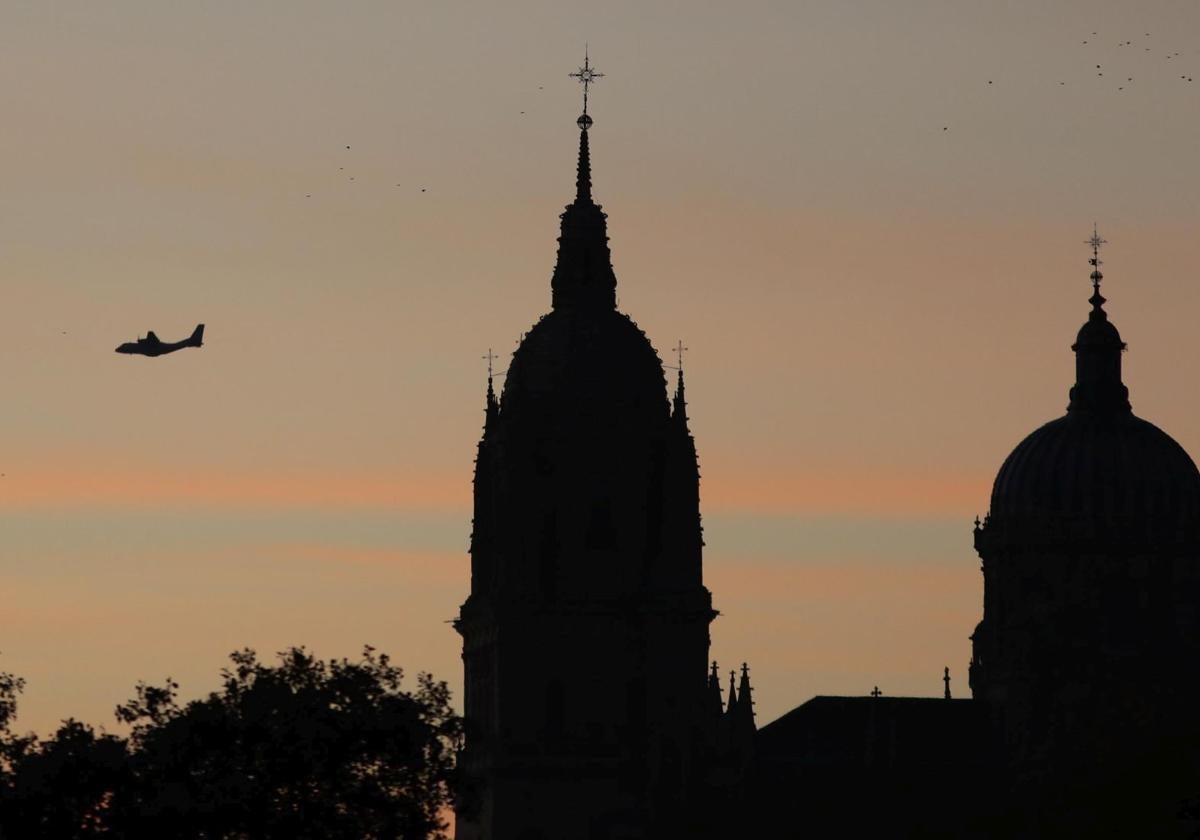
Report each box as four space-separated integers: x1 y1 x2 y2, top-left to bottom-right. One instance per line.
1086 223 1108 310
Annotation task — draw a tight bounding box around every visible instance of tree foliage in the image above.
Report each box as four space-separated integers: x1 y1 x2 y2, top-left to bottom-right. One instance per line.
0 647 461 839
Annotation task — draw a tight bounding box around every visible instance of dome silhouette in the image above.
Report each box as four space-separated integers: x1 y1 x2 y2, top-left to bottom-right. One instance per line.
501 308 669 428
990 411 1200 527
984 266 1200 545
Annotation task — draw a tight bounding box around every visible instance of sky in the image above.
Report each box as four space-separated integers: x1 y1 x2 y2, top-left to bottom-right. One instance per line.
2 1 1200 736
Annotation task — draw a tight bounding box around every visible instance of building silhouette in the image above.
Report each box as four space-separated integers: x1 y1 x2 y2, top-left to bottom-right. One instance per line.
455 102 1200 836
752 238 1200 835
454 109 755 839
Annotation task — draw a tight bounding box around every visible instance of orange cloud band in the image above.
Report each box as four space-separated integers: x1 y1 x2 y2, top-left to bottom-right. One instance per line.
0 462 990 518
702 465 991 517
0 466 469 512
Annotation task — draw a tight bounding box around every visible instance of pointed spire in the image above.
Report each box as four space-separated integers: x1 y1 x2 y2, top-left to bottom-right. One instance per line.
551 51 616 312
575 127 592 203
1068 225 1129 415
482 349 499 430
670 340 690 423
672 369 688 422
726 670 738 715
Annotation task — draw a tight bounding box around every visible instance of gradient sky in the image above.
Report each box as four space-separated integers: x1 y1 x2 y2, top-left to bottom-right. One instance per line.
3 1 1200 736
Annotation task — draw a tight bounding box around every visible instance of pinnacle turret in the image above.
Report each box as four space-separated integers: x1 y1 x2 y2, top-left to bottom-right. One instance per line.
708 661 724 719
672 369 688 424
736 663 756 731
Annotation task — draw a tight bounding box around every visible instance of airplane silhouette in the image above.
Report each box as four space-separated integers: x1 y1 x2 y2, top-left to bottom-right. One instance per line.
115 324 204 357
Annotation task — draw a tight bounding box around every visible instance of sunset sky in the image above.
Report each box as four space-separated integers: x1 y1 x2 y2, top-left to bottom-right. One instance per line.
4 1 1200 736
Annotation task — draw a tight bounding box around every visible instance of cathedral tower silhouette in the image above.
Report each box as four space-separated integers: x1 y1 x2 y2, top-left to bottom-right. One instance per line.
454 69 729 839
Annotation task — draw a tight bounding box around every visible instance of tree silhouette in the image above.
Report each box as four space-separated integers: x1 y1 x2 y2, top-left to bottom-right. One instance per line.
0 648 462 839
2 718 128 838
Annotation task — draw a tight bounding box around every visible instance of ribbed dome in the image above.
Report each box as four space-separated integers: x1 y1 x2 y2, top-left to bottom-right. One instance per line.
985 252 1200 541
990 412 1200 523
501 308 669 426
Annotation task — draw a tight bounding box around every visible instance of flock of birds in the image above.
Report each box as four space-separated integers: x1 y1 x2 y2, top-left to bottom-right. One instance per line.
1078 30 1195 89
302 85 555 200
302 85 558 200
293 34 1200 174
303 144 430 200
939 30 1196 133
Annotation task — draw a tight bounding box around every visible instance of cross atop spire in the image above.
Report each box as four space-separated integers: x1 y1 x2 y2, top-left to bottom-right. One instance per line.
569 45 604 130
481 347 500 422
672 340 688 373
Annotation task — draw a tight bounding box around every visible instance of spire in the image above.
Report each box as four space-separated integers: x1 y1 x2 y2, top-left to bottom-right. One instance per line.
575 128 592 203
944 666 952 700
569 46 601 200
726 670 738 715
551 49 616 312
482 348 499 430
673 369 688 421
1068 225 1129 415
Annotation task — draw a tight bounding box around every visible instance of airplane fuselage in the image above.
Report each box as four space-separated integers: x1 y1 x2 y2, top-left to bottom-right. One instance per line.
115 324 204 357
115 339 189 356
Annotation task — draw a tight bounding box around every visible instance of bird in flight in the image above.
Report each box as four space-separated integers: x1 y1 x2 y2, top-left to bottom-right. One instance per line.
115 324 204 357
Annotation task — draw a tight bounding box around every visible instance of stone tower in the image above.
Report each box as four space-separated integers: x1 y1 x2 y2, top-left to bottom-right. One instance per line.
454 106 718 839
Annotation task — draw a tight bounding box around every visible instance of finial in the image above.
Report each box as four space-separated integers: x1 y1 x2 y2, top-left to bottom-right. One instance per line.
671 345 690 424
1086 223 1108 313
483 347 498 395
944 666 952 700
481 348 502 423
672 340 688 373
569 45 604 130
870 686 882 698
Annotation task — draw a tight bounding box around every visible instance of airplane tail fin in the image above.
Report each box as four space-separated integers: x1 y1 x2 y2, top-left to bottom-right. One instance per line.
189 323 205 347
